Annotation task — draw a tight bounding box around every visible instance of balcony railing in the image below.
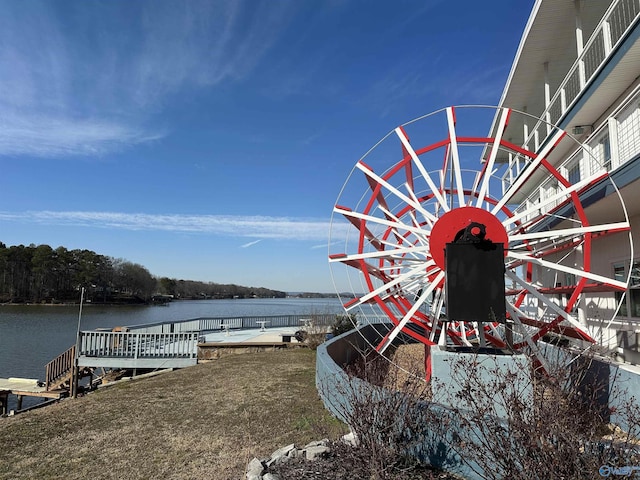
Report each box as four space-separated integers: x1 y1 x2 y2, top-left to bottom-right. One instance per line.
502 0 640 193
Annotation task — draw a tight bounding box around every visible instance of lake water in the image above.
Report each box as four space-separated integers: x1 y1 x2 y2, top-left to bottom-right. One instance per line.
0 297 344 381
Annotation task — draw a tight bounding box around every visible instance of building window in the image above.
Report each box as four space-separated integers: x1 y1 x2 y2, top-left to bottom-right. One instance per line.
588 130 612 173
614 261 640 318
601 133 611 171
616 98 640 165
567 160 581 185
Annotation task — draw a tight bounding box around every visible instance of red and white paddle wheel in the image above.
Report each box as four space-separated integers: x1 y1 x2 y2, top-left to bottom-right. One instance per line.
329 106 632 367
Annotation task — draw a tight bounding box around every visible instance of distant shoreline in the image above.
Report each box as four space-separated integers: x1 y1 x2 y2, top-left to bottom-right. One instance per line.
0 302 146 307
0 296 341 307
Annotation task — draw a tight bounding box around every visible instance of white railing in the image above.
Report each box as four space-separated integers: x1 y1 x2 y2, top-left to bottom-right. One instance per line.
502 0 640 192
79 331 198 359
76 314 340 363
125 313 337 335
512 113 623 224
514 147 588 224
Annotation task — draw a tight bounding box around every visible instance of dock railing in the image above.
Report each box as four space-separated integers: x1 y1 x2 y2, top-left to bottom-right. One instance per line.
73 313 339 370
45 345 76 391
124 313 337 335
78 331 198 359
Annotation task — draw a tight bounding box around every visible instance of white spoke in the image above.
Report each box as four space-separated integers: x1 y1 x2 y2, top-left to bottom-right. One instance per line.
440 147 449 198
377 232 426 254
461 323 474 346
508 221 629 243
429 287 445 324
375 234 413 253
378 271 445 354
335 206 428 238
329 246 432 263
492 129 565 214
476 108 509 208
446 107 466 208
395 127 450 213
486 321 503 339
376 251 427 265
507 251 627 290
406 185 435 229
504 270 585 333
378 204 431 246
503 171 609 228
505 302 549 371
356 162 438 223
507 234 580 255
346 262 438 312
407 211 430 248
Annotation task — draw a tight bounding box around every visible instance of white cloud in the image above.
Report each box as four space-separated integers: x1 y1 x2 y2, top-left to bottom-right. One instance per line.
0 210 344 242
0 1 295 158
0 114 164 157
240 239 262 248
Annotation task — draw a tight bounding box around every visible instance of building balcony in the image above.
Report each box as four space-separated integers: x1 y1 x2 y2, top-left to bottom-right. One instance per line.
500 0 640 199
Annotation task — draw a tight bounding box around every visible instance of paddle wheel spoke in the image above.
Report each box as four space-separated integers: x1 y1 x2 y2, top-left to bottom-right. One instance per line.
446 107 466 208
396 127 450 213
475 108 510 208
492 129 566 215
329 105 632 374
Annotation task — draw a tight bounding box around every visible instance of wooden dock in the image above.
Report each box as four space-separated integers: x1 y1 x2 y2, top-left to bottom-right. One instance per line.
2 313 337 415
0 378 64 415
78 331 199 370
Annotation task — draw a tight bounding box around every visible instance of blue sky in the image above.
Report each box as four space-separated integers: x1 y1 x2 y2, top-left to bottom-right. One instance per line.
0 0 533 293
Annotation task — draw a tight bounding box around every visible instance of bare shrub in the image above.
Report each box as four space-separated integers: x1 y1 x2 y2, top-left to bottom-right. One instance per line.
318 338 640 479
438 350 640 480
300 322 328 350
319 345 458 479
300 313 358 350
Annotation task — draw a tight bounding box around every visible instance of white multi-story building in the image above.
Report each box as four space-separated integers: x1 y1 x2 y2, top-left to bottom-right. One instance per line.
496 0 640 362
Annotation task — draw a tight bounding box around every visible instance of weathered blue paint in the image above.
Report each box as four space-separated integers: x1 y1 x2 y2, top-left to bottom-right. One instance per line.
430 346 533 419
538 341 640 432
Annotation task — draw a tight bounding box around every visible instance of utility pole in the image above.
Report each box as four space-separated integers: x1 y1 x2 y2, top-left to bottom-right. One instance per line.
72 287 85 399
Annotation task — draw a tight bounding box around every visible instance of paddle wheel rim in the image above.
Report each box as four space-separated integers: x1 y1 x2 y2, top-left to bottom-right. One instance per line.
329 105 632 363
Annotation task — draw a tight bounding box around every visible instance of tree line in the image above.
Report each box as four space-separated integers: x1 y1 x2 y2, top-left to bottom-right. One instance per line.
0 242 286 304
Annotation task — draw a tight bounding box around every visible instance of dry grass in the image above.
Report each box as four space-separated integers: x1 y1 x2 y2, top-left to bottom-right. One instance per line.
384 344 428 393
0 349 346 480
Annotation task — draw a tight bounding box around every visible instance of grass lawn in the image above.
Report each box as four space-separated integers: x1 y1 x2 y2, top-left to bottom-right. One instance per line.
0 348 346 480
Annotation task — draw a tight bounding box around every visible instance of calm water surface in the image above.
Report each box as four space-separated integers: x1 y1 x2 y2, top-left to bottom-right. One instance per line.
0 298 343 380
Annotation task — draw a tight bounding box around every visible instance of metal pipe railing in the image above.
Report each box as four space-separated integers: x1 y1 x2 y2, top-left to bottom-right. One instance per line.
125 313 337 335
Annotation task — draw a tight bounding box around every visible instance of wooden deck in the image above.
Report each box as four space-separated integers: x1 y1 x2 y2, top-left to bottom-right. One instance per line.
74 314 336 371
1 313 337 413
0 378 64 415
77 331 198 370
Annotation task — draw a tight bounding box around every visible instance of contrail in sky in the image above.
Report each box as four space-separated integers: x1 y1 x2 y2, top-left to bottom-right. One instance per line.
0 210 344 242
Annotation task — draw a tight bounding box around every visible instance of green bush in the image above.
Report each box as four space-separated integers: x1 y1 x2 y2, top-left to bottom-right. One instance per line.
332 313 357 337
